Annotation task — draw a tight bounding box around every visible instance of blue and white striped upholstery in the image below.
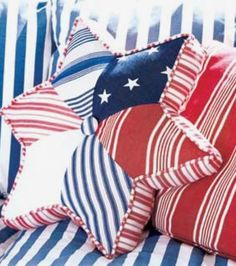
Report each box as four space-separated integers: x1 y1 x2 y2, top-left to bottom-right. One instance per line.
50 0 236 73
0 220 235 266
0 0 53 196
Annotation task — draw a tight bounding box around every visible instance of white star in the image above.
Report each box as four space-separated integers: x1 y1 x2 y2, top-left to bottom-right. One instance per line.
124 78 140 91
148 46 159 55
98 89 111 104
161 66 172 79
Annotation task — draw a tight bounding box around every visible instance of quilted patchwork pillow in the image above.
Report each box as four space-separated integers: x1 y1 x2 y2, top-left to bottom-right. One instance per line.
0 18 211 258
153 43 236 260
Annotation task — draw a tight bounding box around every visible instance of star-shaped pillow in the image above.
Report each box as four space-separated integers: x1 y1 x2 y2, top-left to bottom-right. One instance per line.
1 18 214 258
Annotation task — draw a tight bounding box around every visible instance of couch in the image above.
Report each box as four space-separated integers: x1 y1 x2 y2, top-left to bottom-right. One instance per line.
0 0 236 265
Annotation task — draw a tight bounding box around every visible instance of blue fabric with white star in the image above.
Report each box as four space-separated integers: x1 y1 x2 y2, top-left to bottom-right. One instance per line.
93 37 186 121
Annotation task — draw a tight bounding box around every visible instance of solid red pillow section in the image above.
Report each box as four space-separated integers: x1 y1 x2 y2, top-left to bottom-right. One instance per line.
153 43 236 260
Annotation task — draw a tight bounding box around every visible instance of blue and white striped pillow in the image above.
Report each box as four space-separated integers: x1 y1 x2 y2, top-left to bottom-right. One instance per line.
0 0 54 197
50 0 236 73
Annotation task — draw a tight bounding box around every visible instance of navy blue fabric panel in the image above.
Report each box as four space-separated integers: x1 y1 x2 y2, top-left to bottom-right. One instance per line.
34 2 47 86
214 16 225 42
192 8 203 43
93 37 186 121
170 5 183 36
148 6 161 43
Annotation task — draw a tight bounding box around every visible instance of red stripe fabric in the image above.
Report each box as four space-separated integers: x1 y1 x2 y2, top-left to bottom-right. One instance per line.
1 84 82 146
97 104 222 189
153 43 236 260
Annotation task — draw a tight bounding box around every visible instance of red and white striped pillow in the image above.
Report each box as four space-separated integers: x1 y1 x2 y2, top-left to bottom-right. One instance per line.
153 43 236 260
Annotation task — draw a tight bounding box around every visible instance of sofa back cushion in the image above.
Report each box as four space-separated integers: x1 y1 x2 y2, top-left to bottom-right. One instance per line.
0 0 53 198
50 0 236 73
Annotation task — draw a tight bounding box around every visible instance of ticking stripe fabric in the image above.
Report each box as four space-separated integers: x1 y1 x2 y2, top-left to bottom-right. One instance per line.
50 0 236 73
0 220 235 266
62 135 133 255
0 0 53 196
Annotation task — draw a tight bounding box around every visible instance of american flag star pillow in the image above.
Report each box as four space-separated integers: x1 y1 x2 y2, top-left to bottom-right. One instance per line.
153 43 236 260
0 18 212 258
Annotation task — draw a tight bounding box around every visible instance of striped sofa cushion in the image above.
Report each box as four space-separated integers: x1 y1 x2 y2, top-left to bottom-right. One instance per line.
0 0 53 198
49 0 236 73
0 220 235 265
153 43 236 260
